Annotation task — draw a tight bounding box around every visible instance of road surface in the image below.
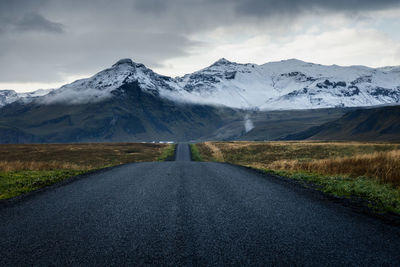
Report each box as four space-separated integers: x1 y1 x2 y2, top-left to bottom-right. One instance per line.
0 144 399 266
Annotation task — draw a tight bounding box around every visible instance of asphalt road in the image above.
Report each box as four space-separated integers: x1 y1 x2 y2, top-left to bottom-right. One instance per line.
1 144 399 266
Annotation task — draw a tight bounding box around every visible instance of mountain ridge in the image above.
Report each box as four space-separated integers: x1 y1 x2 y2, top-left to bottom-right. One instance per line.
0 81 243 143
1 58 400 110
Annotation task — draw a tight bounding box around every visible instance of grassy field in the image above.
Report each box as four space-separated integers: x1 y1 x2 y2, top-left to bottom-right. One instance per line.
194 141 400 213
0 143 173 200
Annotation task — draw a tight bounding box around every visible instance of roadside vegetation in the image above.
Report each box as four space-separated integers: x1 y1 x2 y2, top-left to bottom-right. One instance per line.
0 143 171 200
190 144 203 161
157 144 176 161
193 141 400 213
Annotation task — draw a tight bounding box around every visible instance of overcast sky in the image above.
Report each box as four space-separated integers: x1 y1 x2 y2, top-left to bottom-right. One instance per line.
1 0 400 92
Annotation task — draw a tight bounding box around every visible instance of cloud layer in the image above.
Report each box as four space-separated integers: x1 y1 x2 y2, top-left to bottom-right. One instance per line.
0 0 400 91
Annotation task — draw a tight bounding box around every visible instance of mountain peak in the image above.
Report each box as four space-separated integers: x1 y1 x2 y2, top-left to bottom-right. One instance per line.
281 58 307 64
213 58 234 66
112 58 134 67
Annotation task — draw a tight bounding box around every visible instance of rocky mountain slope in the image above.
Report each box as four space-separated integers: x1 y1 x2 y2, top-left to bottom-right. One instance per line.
1 58 400 110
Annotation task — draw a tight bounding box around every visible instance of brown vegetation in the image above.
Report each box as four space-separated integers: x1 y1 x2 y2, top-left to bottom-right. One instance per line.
203 142 224 161
269 150 400 187
196 141 400 187
0 143 171 200
0 143 168 171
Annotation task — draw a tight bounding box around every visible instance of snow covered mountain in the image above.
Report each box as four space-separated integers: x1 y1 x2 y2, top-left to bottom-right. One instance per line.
0 90 20 107
0 89 53 107
164 58 400 109
1 58 400 110
38 58 177 105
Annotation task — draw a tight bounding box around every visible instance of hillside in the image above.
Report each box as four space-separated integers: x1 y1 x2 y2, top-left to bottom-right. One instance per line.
235 108 349 141
0 82 241 143
282 106 400 141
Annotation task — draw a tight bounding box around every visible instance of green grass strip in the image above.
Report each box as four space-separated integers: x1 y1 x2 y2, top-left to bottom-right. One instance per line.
157 144 176 161
0 170 87 200
190 144 203 161
265 169 400 213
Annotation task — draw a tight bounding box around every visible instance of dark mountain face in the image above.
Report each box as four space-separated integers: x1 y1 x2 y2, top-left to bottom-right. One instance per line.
0 82 243 143
281 106 400 141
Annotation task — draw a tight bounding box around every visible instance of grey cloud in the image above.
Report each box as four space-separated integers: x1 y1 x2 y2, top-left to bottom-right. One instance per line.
0 30 200 83
0 0 399 86
13 13 64 33
233 0 400 17
128 0 400 34
0 0 47 14
133 0 168 13
0 0 64 33
131 0 400 16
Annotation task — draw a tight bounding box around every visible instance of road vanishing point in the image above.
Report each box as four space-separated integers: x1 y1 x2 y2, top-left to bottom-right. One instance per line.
1 144 399 266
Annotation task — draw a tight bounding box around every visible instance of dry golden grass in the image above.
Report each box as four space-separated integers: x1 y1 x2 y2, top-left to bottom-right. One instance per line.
197 141 400 187
269 150 400 187
203 142 224 161
0 143 168 171
196 142 215 162
0 161 91 171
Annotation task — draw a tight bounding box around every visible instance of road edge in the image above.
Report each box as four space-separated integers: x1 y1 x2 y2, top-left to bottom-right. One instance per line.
0 163 134 209
223 162 400 226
